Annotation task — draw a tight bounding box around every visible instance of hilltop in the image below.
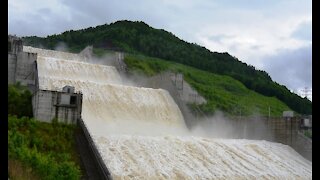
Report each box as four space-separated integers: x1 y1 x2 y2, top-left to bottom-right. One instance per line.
22 20 311 115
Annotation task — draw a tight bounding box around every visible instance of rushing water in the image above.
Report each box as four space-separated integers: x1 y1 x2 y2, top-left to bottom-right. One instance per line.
25 46 312 179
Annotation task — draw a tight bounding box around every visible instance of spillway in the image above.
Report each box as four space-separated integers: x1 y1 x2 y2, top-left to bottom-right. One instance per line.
26 46 312 179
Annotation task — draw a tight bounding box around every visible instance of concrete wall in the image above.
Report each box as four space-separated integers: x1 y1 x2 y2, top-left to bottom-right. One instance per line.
8 53 17 84
90 51 126 72
169 73 207 104
8 35 36 86
294 132 312 161
32 90 82 124
229 116 312 161
15 52 37 86
8 35 23 54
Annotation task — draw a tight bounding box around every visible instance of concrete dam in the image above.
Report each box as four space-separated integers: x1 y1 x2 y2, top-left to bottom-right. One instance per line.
23 46 311 179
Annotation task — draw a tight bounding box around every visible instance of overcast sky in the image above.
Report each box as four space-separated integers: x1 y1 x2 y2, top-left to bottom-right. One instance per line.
8 0 312 100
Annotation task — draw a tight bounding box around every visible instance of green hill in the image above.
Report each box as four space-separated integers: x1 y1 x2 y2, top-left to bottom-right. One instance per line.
124 54 290 117
22 20 311 115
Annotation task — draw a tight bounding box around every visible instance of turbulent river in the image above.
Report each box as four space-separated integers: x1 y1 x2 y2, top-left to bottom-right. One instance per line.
24 46 312 179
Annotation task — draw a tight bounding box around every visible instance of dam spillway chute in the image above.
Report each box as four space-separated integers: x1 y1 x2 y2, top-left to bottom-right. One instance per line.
27 46 312 179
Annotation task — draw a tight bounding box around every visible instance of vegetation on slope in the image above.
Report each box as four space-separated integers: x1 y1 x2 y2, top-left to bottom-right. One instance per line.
124 54 291 117
22 20 311 115
8 84 83 180
8 116 82 180
8 83 33 118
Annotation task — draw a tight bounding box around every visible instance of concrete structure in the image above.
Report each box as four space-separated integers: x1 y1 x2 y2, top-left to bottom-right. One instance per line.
62 85 75 93
283 111 294 118
8 35 23 53
79 46 93 60
228 116 312 161
32 87 82 124
8 35 83 124
301 115 312 129
79 46 127 72
8 35 37 92
170 73 207 105
8 37 109 177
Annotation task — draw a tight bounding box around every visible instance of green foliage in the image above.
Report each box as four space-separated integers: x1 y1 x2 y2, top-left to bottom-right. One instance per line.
124 54 169 76
304 130 312 139
8 75 82 179
92 47 116 57
8 115 82 180
22 20 311 115
8 83 33 118
124 54 291 117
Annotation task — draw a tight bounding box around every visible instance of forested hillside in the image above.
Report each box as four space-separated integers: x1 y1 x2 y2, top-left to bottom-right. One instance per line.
124 54 291 117
22 20 311 115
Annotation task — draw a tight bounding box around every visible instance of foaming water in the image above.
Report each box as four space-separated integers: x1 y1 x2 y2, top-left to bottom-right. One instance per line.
94 135 311 179
36 56 122 86
24 46 86 62
36 56 188 136
32 47 311 179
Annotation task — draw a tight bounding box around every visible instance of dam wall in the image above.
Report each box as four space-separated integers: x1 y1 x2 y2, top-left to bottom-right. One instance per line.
8 37 37 87
8 51 37 87
9 44 311 179
8 53 17 84
33 46 311 179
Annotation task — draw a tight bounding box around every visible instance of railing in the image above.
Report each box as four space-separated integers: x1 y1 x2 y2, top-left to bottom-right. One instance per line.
77 118 112 180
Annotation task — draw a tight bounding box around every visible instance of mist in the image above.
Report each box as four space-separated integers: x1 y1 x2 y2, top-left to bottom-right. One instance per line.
54 42 69 52
189 111 274 141
75 45 277 142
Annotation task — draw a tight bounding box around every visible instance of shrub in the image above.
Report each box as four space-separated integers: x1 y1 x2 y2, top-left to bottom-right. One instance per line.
8 115 82 179
8 83 33 117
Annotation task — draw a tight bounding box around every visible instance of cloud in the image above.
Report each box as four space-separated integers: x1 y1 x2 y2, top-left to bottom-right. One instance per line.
8 0 74 36
194 7 311 66
261 44 312 92
291 20 312 41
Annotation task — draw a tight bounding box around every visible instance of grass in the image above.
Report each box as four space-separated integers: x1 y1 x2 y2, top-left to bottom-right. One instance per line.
304 129 312 139
123 53 291 117
92 47 117 57
8 115 83 180
8 159 41 180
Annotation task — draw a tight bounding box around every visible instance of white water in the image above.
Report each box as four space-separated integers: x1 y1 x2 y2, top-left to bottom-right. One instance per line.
95 135 311 179
29 46 312 179
24 46 87 62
